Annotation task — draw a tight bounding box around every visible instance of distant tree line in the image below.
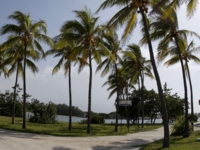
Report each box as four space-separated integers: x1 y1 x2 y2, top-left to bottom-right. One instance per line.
56 104 85 117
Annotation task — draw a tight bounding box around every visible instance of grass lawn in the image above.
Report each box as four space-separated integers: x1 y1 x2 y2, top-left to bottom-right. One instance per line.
0 116 162 136
141 130 200 150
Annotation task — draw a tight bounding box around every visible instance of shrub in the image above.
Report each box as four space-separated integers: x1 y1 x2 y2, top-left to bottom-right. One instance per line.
91 114 105 124
79 114 105 124
188 113 198 122
29 99 57 124
171 115 191 136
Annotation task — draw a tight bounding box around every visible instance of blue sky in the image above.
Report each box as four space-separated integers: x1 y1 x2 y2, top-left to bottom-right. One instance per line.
1 1 200 114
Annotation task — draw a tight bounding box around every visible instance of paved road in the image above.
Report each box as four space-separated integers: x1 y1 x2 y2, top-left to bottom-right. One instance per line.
0 124 199 150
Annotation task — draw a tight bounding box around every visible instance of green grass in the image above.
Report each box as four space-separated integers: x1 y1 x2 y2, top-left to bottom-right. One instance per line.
141 131 200 150
0 116 162 137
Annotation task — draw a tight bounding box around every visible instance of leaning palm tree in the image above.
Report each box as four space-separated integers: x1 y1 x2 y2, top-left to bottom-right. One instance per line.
149 7 200 137
0 11 53 129
96 29 122 132
96 1 169 147
60 7 106 134
46 31 78 131
159 39 200 131
123 43 154 128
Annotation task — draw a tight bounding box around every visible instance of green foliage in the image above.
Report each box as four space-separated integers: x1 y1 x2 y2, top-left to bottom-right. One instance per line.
163 83 185 122
91 113 105 124
119 88 160 124
80 113 105 124
119 85 184 125
29 99 57 124
0 90 22 117
188 113 198 122
171 115 191 136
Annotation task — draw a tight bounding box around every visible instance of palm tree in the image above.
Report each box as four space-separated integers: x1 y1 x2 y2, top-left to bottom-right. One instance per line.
159 39 200 131
0 11 53 129
182 41 200 130
149 7 200 137
96 29 122 132
0 52 8 78
97 1 169 147
1 38 39 124
46 31 78 131
152 0 199 17
60 7 105 134
123 43 154 128
102 67 133 101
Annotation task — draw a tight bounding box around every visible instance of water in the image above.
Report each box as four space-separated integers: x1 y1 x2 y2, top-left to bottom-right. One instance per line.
56 115 86 123
56 115 163 124
26 113 200 124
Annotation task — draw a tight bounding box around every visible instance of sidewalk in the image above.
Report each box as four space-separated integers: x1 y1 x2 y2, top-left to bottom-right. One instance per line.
0 124 199 150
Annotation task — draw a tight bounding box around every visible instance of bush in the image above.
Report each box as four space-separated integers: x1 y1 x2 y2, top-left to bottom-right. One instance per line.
188 113 198 122
29 99 57 124
171 115 191 136
79 114 105 124
0 91 23 117
91 114 105 124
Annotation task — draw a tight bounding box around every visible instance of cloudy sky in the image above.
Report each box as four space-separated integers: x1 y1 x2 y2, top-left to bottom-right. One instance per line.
0 0 200 114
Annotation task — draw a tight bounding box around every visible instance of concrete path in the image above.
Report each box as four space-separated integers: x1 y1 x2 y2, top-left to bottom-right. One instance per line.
0 124 199 150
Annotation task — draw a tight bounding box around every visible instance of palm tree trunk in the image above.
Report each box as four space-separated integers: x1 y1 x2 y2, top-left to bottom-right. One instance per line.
114 63 119 132
22 44 27 129
174 36 189 137
87 50 92 134
12 61 19 124
140 72 144 128
68 62 72 131
140 7 169 147
186 62 194 131
137 78 140 127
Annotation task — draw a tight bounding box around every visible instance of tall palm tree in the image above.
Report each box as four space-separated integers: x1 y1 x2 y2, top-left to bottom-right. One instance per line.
123 43 154 128
60 7 106 134
46 32 77 131
159 39 200 131
149 7 200 137
96 29 122 132
97 1 169 147
1 38 39 124
0 11 53 129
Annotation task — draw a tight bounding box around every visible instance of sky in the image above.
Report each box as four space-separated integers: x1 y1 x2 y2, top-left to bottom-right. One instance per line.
0 0 200 114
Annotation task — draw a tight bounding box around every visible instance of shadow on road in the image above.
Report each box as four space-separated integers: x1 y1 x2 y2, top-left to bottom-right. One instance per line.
52 146 75 150
92 138 152 150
